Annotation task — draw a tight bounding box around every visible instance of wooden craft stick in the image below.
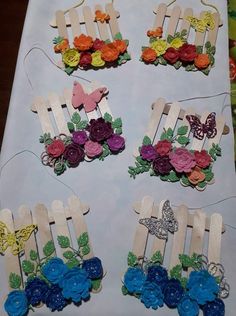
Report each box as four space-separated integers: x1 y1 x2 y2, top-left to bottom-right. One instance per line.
166 6 181 37
191 111 210 151
95 4 110 41
51 200 72 258
83 6 97 39
63 88 75 117
33 96 54 136
169 205 188 269
68 196 94 259
56 10 69 39
147 98 166 141
34 204 55 256
207 114 225 149
153 3 167 29
194 11 207 46
175 107 195 148
189 210 206 257
69 8 82 38
91 81 112 117
105 3 120 39
206 12 220 48
151 201 166 256
132 196 154 258
17 206 37 261
164 102 181 131
180 8 193 35
208 213 222 263
48 92 70 135
0 209 21 290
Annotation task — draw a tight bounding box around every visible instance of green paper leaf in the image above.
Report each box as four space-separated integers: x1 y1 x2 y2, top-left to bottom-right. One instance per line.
181 29 187 37
114 32 123 40
22 260 35 274
54 161 67 175
173 60 182 69
43 240 55 257
179 254 192 268
115 127 123 135
9 273 22 289
99 143 111 161
53 36 64 44
121 285 128 295
136 156 150 166
167 128 174 137
141 46 149 52
30 250 38 261
127 251 138 267
65 66 74 75
170 264 182 280
158 56 167 65
151 251 163 264
205 41 211 49
197 181 207 189
105 39 111 44
196 46 203 54
92 279 102 291
177 126 188 136
112 118 122 128
177 135 190 145
168 171 180 182
67 122 75 133
63 251 74 259
180 277 188 289
185 64 196 71
167 35 174 43
81 245 90 256
203 168 214 182
149 37 157 43
142 136 152 145
58 236 70 248
160 174 169 181
66 258 80 269
124 39 129 46
104 112 113 123
76 120 88 130
154 59 159 66
77 232 89 247
181 175 190 186
202 67 211 76
210 46 216 55
39 133 52 145
71 112 81 124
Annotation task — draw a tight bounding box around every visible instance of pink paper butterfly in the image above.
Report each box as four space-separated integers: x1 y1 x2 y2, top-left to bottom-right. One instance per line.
186 112 217 140
72 81 107 113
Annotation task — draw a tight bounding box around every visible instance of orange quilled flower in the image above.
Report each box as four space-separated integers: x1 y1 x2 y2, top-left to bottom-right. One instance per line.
194 53 210 69
54 38 69 53
73 34 93 51
187 166 206 185
95 10 110 23
101 43 119 62
147 27 163 38
141 47 157 63
113 39 127 54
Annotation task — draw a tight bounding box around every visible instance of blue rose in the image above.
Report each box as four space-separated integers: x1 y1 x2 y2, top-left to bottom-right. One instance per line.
147 265 168 289
202 298 225 316
45 284 68 311
177 295 200 316
123 267 146 294
42 257 68 284
140 281 164 309
59 267 91 303
82 257 103 279
4 290 29 316
187 270 219 305
163 278 184 308
25 277 49 306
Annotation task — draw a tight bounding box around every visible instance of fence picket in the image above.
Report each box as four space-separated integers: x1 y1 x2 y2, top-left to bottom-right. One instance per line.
48 92 69 135
194 11 207 46
83 6 97 39
206 12 220 47
105 3 120 39
208 213 222 263
95 4 110 41
151 201 167 257
56 10 68 39
69 8 82 38
180 8 193 35
153 3 167 29
164 102 181 131
207 114 225 149
63 88 75 117
34 96 54 136
166 6 181 37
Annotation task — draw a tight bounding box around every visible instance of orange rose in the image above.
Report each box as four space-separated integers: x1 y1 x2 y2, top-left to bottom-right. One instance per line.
147 27 163 38
113 39 127 54
194 54 210 69
73 34 93 51
54 38 69 53
101 43 119 62
95 10 110 23
141 47 157 63
187 166 206 185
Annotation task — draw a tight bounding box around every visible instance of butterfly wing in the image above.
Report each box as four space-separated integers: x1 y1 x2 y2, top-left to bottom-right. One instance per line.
204 112 217 139
139 218 168 240
14 225 37 255
186 114 204 140
0 221 10 254
84 87 107 113
72 81 87 109
161 200 178 234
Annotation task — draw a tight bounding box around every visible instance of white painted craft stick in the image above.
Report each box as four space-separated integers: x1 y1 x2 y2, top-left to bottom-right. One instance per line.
191 112 210 151
206 12 220 48
194 11 207 46
83 6 97 39
180 8 193 35
63 88 75 118
151 201 166 257
132 196 154 259
166 6 181 37
175 107 195 148
164 102 181 131
208 213 223 263
56 10 69 39
48 93 69 135
95 4 110 41
33 96 54 136
169 205 188 269
153 3 167 29
207 115 225 149
105 3 120 39
69 8 82 38
91 81 112 117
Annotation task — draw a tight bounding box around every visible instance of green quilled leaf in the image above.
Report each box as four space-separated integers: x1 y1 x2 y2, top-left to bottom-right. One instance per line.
115 127 123 135
114 32 123 40
177 125 188 136
177 136 190 145
104 112 113 123
112 118 122 128
66 258 80 269
58 236 70 248
92 279 102 291
121 285 128 295
142 135 152 145
76 120 88 130
151 251 163 264
78 232 89 247
9 273 22 289
22 260 35 274
127 251 138 267
30 250 38 261
43 240 55 257
63 250 74 259
67 122 75 132
71 112 81 124
81 245 90 256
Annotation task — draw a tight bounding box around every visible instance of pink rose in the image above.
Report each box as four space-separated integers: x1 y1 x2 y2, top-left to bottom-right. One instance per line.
155 140 172 156
194 150 212 168
169 148 196 173
84 140 103 158
47 139 65 158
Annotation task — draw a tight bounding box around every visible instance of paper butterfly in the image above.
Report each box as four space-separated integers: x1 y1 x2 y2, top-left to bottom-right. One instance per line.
139 200 178 240
0 221 37 255
186 12 215 33
186 112 217 140
72 81 107 113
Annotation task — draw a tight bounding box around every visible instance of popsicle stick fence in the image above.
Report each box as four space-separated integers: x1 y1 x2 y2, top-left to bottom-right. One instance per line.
51 3 120 42
132 196 225 271
0 195 104 299
31 81 112 137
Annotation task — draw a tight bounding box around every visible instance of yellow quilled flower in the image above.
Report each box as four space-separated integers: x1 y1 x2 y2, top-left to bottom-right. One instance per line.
91 51 105 67
62 48 80 67
170 38 184 49
150 39 168 56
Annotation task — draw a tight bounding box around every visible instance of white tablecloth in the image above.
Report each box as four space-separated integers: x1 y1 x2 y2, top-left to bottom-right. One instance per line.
0 0 236 315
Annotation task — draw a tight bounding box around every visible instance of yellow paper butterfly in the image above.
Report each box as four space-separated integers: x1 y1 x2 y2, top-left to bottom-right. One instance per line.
0 221 37 256
186 12 215 33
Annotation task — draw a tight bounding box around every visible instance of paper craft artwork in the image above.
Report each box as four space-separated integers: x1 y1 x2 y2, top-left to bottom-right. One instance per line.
122 196 229 315
0 196 104 316
128 98 229 191
140 3 222 75
51 3 131 74
31 81 125 175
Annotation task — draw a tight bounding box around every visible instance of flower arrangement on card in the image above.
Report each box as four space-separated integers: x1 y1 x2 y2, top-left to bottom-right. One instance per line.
40 112 125 175
53 32 131 75
4 233 103 316
128 125 221 191
140 28 216 75
122 251 228 316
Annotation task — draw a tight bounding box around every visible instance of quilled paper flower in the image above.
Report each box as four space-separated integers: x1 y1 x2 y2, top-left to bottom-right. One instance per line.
141 47 157 63
187 166 206 185
62 49 80 67
88 118 113 142
150 39 168 56
91 51 105 67
45 285 67 312
101 43 119 62
54 38 70 53
194 150 212 168
47 139 65 158
178 43 197 62
73 34 93 51
155 140 172 157
107 134 125 152
170 37 185 49
146 265 168 289
4 290 29 316
152 156 173 175
63 144 85 167
140 281 164 309
163 47 180 64
84 140 103 158
82 257 103 279
72 131 88 145
140 144 157 161
79 52 92 67
202 298 225 316
169 148 196 173
194 53 211 69
42 258 68 284
177 295 200 316
92 38 105 51
113 39 127 54
25 277 49 306
163 279 184 308
124 267 146 294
